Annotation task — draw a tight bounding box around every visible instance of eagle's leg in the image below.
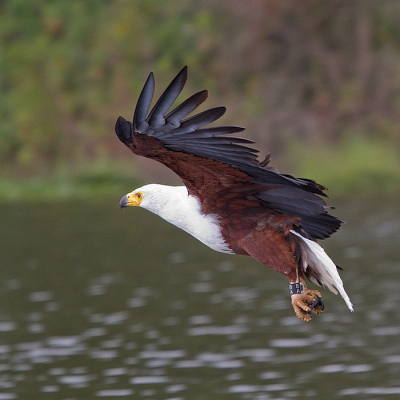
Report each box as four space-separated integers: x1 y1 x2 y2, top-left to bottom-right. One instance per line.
289 281 324 322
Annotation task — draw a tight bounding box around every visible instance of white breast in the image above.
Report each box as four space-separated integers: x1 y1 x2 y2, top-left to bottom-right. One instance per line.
139 184 234 254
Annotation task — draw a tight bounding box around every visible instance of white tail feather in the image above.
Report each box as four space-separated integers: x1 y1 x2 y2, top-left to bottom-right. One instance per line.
290 230 354 311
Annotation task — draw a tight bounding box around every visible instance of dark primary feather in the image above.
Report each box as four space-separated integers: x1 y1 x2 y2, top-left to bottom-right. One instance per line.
115 67 342 240
165 90 209 126
147 67 188 128
133 73 155 132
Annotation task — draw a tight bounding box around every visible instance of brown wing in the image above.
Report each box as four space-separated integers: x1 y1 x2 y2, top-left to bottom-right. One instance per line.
115 67 342 240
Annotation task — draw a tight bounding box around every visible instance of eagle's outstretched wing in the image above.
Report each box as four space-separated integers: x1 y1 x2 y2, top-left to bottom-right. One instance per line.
115 67 341 240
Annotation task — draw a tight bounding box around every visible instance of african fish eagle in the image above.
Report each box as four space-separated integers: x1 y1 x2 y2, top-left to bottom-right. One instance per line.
115 67 353 321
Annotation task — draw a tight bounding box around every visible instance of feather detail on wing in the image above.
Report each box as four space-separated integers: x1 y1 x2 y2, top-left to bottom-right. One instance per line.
115 66 343 240
115 66 322 193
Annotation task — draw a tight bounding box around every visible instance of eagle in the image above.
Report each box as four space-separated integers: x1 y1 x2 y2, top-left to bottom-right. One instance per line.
115 67 353 321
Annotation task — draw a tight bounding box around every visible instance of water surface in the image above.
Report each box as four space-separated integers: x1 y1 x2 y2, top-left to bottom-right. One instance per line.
1 196 400 399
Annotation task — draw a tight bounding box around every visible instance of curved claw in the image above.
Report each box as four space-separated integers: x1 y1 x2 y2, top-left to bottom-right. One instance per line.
291 289 325 321
310 295 324 311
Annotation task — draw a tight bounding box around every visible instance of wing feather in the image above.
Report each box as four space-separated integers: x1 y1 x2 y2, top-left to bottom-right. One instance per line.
115 67 342 240
147 66 188 128
133 73 155 133
169 126 248 138
165 90 209 125
177 107 227 130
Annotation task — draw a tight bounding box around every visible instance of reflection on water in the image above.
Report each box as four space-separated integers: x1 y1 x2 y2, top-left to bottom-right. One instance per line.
1 197 400 399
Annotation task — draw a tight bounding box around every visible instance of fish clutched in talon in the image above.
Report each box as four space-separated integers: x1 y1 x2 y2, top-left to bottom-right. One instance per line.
115 67 354 321
291 287 325 322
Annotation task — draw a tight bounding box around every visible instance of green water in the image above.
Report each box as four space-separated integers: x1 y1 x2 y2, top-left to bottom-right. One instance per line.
1 196 400 399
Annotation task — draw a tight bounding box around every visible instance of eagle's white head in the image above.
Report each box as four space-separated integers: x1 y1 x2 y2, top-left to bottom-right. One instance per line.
119 184 187 214
119 184 233 254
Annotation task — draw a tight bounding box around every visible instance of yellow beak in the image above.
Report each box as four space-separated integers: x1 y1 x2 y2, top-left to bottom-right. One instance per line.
119 192 142 208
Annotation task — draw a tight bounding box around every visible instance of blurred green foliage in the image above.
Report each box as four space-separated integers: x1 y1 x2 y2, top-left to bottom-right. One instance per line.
1 0 400 197
0 158 143 201
289 135 400 196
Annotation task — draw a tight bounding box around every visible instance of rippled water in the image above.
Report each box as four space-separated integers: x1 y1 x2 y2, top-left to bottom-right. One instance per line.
1 196 400 399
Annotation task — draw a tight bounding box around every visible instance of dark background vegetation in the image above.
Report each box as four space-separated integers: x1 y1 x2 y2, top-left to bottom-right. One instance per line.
1 0 400 198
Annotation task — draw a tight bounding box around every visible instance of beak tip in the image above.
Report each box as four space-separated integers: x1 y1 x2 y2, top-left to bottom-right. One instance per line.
119 194 129 209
